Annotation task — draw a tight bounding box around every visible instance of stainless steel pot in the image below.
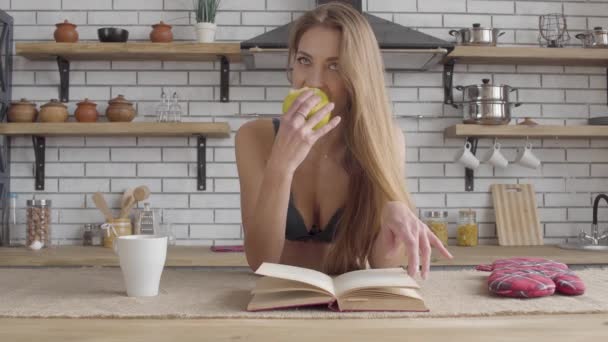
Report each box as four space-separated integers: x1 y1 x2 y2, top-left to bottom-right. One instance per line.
575 27 608 48
455 78 517 102
449 23 505 46
459 100 521 125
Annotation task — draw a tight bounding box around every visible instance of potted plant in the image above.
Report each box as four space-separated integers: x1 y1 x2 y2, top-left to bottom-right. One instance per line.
193 0 221 43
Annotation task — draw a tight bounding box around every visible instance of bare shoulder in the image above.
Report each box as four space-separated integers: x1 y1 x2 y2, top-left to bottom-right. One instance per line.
235 118 276 161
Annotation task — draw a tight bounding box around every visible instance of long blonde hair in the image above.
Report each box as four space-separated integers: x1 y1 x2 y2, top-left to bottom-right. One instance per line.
287 2 416 274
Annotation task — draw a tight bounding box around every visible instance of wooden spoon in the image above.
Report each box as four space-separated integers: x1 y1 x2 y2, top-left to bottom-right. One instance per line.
119 195 136 219
92 192 114 222
133 185 151 202
121 188 134 209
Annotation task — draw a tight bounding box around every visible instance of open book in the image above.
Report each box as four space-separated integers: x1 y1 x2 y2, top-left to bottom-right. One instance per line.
247 263 428 312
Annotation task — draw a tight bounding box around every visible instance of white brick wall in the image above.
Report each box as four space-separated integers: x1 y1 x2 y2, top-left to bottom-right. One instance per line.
5 0 608 246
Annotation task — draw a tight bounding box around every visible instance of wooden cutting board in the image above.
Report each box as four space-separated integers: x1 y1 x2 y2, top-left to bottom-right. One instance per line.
491 184 543 246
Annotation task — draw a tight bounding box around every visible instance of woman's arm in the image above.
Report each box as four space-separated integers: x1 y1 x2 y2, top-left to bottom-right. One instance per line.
369 125 407 269
236 120 293 271
236 91 341 271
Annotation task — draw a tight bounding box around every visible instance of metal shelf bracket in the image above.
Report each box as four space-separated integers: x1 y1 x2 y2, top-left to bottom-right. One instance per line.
443 59 458 108
32 136 45 191
220 56 229 102
464 137 478 192
197 135 207 191
57 56 69 102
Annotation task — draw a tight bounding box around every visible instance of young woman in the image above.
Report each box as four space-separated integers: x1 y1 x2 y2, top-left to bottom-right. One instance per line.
236 2 453 278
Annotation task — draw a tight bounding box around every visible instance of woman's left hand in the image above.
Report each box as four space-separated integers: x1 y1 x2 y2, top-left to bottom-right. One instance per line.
379 201 453 279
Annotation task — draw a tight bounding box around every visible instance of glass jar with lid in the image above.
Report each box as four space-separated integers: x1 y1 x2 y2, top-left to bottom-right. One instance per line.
457 209 478 247
423 210 448 246
26 199 52 250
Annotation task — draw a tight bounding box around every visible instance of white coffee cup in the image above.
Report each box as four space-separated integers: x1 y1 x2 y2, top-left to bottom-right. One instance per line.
515 142 541 169
483 142 509 168
113 234 168 297
454 141 480 169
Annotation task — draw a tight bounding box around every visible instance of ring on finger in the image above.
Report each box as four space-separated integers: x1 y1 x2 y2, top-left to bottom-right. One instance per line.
295 111 307 120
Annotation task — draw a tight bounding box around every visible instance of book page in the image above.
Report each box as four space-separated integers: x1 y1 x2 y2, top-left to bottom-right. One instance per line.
252 277 332 295
333 267 419 297
255 263 335 296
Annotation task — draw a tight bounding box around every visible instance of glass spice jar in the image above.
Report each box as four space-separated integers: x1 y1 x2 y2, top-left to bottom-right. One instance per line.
423 210 448 246
82 224 93 246
26 199 52 250
92 224 103 246
457 209 478 247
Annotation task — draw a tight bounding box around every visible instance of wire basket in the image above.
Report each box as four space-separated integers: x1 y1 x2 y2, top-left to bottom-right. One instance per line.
538 13 570 48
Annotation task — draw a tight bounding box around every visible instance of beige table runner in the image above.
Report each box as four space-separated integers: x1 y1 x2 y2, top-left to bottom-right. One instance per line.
0 267 607 319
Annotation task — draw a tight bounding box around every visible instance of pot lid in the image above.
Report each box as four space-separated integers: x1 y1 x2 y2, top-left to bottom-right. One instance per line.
11 98 36 106
56 19 76 28
240 0 453 71
77 98 97 106
152 20 172 29
108 94 133 105
41 99 67 108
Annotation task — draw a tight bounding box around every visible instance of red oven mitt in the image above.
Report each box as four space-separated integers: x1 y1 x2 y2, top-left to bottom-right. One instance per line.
476 257 585 298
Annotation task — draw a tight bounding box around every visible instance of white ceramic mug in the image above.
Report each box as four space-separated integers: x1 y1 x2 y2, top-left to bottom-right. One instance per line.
454 141 480 169
113 233 168 297
483 142 509 168
515 142 541 169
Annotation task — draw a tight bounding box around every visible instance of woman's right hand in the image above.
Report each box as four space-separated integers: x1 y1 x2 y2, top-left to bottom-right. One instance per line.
269 89 342 174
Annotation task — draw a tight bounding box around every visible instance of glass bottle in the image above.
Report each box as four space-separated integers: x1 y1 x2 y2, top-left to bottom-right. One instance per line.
92 224 103 246
156 90 169 122
423 210 448 246
168 92 182 122
26 199 52 250
82 224 93 246
457 209 478 247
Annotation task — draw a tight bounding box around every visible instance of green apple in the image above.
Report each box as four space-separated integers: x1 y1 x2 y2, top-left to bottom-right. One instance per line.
282 87 332 130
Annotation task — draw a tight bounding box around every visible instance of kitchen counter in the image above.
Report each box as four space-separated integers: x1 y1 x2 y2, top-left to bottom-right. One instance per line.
0 314 606 341
1 245 606 341
0 244 606 267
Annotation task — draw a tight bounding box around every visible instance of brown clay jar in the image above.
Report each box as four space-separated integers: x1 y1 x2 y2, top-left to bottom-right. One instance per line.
54 20 79 43
8 98 38 122
150 21 173 43
106 95 136 122
75 98 99 122
39 99 69 122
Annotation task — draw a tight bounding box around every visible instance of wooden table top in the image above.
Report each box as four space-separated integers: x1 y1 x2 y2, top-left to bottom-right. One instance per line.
1 244 607 267
1 314 606 341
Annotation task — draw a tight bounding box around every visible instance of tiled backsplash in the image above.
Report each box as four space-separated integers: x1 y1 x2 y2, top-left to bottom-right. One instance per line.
6 0 608 245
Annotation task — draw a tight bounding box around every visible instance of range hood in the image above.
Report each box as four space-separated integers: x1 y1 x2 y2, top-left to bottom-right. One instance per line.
240 0 453 71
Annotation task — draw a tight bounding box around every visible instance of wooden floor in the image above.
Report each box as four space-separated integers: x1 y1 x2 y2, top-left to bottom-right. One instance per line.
1 314 606 341
1 244 607 267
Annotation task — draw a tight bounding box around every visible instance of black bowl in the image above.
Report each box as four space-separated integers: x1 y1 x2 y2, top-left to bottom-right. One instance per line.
97 27 129 42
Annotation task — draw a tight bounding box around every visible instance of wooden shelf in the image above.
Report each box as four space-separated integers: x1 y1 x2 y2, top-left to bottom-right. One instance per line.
444 46 608 66
0 122 231 137
5 122 230 191
15 42 242 62
445 124 608 138
15 42 240 103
